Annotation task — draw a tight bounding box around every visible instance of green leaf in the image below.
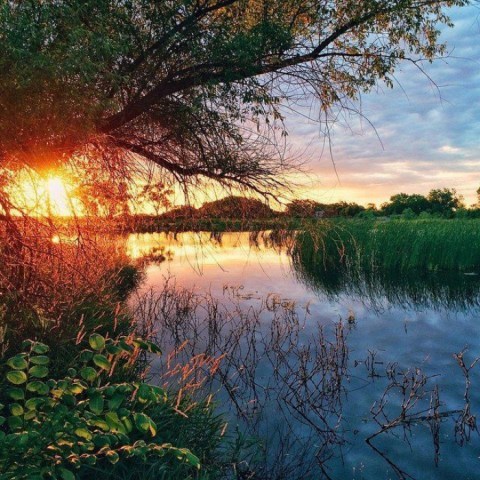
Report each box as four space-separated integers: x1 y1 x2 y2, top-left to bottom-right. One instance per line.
134 413 156 436
80 367 97 382
137 384 153 403
145 341 162 354
118 340 133 353
106 450 119 464
79 350 94 363
69 382 85 395
89 333 106 351
30 355 50 365
24 410 37 421
106 344 122 355
108 393 125 411
105 412 126 434
93 354 111 371
9 403 24 416
7 387 25 401
7 415 23 430
133 339 150 350
7 355 28 370
93 435 111 448
6 370 27 385
31 342 49 354
122 416 133 433
29 365 48 378
75 428 93 441
25 397 45 411
183 450 201 468
62 394 77 408
59 467 76 480
27 381 49 395
89 393 104 415
21 340 34 349
89 418 109 431
0 417 5 426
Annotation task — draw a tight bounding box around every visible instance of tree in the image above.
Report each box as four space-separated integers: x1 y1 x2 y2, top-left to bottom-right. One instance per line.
335 201 365 217
286 200 323 218
0 0 469 199
427 187 464 217
382 193 431 215
136 182 173 216
199 196 275 219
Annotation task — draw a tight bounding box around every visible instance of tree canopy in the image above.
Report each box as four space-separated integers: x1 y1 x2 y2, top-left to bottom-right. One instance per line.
0 0 470 197
381 193 432 215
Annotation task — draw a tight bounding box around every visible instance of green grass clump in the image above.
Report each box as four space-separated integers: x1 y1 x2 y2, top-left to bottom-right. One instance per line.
296 218 480 273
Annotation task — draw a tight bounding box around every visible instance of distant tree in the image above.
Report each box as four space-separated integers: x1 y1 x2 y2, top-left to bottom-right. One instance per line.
199 196 274 219
427 188 464 217
419 211 432 219
286 199 365 218
285 200 323 218
159 205 198 220
74 178 131 218
136 182 173 216
357 209 376 220
381 193 430 215
335 202 365 217
401 207 417 220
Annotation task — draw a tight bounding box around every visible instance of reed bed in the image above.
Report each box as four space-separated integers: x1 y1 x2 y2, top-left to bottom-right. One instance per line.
296 219 480 273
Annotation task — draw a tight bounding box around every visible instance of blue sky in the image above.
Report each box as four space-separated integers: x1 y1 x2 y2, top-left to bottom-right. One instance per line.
285 4 480 207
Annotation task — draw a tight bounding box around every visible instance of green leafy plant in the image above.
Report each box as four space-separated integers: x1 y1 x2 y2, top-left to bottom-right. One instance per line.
0 335 200 479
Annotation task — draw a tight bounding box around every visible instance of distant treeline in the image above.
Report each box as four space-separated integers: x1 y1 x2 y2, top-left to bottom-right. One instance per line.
287 188 480 219
145 188 480 222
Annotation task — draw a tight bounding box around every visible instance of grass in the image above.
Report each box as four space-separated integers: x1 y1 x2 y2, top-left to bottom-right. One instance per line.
296 218 480 273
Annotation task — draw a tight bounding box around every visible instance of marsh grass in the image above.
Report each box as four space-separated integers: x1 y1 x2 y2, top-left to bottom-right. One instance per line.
297 219 480 273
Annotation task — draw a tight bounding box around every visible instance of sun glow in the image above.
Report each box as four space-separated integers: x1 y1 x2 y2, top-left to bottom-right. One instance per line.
9 171 80 217
46 176 71 216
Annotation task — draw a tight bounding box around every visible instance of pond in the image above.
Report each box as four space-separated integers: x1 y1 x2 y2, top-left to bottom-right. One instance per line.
126 230 480 480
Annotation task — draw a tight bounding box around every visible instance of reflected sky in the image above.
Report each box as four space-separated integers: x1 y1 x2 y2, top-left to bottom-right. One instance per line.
126 231 480 479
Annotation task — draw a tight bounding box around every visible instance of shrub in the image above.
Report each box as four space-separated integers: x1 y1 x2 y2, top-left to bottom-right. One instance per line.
0 335 201 479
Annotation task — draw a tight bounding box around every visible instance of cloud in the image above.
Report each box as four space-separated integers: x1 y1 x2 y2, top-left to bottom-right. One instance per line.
283 5 480 206
439 145 461 154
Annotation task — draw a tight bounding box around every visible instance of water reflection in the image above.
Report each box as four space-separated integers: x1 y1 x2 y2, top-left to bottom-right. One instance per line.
292 256 480 312
125 230 480 312
125 231 480 479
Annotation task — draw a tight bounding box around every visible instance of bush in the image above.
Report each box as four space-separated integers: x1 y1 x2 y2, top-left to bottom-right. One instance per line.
0 335 202 479
401 208 416 220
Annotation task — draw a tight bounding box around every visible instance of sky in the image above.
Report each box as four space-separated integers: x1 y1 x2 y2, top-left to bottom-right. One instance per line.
284 4 480 207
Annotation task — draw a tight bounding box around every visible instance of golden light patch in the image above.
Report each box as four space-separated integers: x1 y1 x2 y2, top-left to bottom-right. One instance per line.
10 171 79 217
46 176 71 216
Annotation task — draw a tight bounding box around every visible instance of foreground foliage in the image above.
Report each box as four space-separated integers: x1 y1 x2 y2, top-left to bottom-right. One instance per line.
0 335 202 480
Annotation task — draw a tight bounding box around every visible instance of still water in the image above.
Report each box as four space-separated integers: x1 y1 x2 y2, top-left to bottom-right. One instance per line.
127 231 480 480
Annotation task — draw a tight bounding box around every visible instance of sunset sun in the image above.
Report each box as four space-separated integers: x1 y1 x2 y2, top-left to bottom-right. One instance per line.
46 175 71 216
